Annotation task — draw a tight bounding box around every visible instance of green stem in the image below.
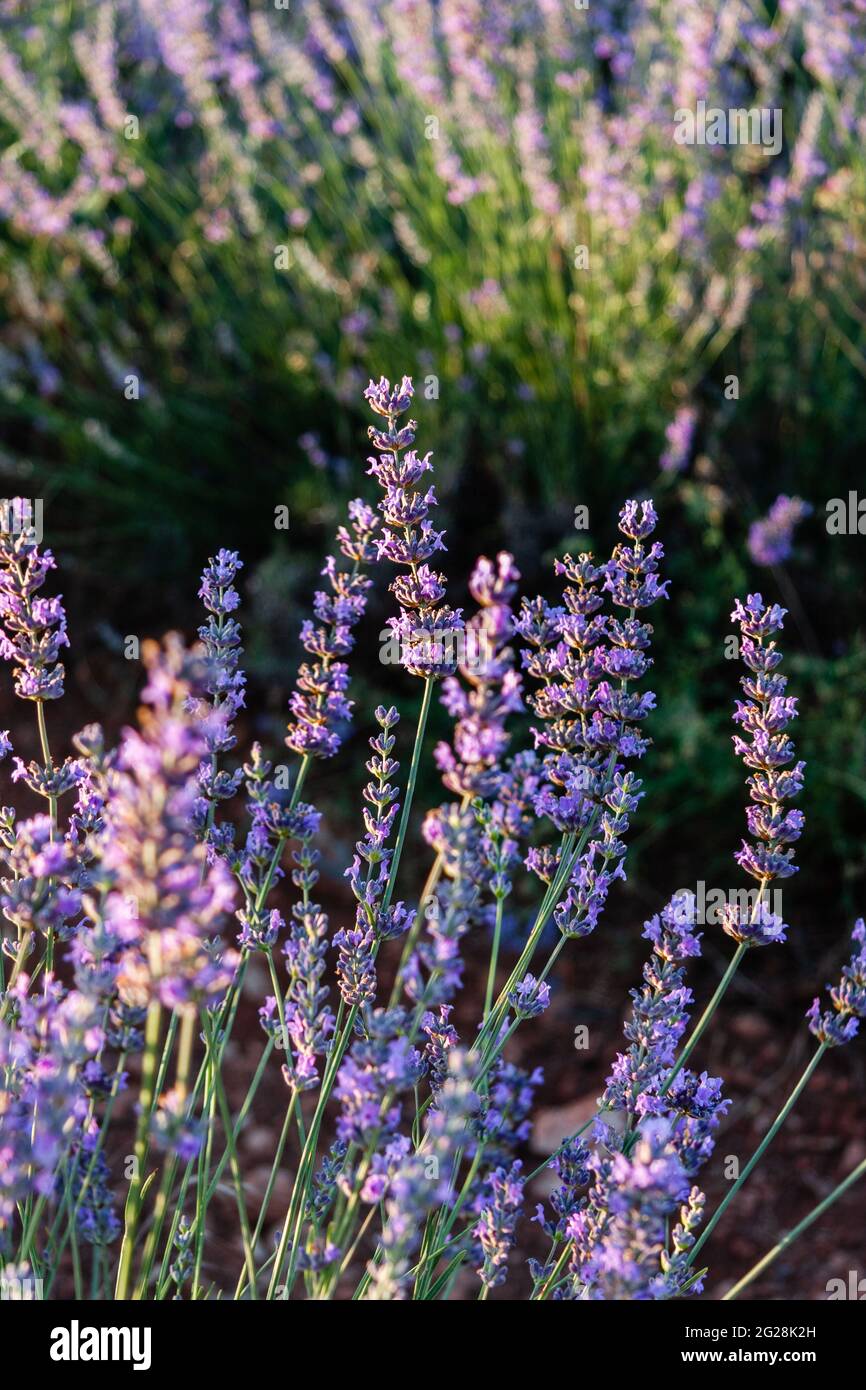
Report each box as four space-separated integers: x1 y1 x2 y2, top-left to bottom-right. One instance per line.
661 941 748 1094
207 1022 258 1298
533 1241 571 1300
234 1088 298 1300
484 897 504 1020
42 1053 127 1295
723 1153 866 1301
266 1000 351 1299
35 698 58 844
388 850 445 1008
133 1009 196 1298
382 675 435 912
268 677 436 1299
689 1043 827 1266
115 996 163 1300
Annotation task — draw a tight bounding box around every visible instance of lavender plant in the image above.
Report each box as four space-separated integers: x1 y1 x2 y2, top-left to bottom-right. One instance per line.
3 3 866 527
0 378 861 1302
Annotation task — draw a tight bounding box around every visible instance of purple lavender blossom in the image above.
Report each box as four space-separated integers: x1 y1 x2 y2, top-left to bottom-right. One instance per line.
1 814 82 945
61 1133 121 1247
190 550 246 841
334 705 411 1009
434 552 523 797
334 1007 423 1148
366 376 464 679
567 1119 696 1300
408 805 481 1008
807 919 866 1047
748 495 812 567
532 1135 592 1248
232 741 321 949
362 1050 478 1300
474 1160 524 1291
659 406 697 474
103 636 238 1012
0 499 68 701
279 833 335 1091
508 973 551 1019
522 501 665 944
421 1004 459 1091
286 501 378 759
728 594 803 942
1 983 96 1236
602 893 701 1120
195 549 246 751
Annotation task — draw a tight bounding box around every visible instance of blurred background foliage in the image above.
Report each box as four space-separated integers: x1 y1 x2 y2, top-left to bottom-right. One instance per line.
1 0 864 917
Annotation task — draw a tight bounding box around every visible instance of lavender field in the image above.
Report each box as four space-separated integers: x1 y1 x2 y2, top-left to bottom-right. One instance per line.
1 0 866 1329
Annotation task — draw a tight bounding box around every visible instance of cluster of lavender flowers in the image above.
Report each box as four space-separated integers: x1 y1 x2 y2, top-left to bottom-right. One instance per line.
0 377 861 1304
5 2 864 540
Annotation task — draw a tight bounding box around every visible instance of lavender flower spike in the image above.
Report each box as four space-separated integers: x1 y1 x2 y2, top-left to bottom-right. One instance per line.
435 552 523 797
195 548 246 756
286 499 379 759
807 920 866 1048
725 594 803 946
190 549 246 840
0 499 68 702
104 636 238 1013
367 375 464 679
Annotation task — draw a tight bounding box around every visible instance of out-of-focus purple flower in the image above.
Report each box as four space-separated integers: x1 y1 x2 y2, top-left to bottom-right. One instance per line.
659 406 697 474
748 495 812 567
102 636 238 1012
408 804 481 1008
475 1060 543 1160
150 1084 205 1162
0 983 96 1234
61 1133 122 1246
1 814 82 944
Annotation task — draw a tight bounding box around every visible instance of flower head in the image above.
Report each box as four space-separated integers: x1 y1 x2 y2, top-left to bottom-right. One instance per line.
0 500 68 701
